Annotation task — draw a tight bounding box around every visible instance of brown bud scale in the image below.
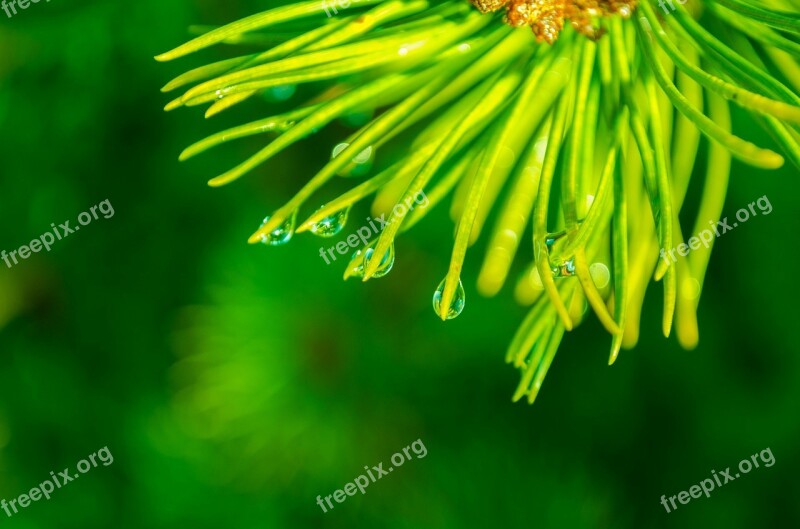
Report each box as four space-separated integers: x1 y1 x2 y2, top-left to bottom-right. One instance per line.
470 0 638 44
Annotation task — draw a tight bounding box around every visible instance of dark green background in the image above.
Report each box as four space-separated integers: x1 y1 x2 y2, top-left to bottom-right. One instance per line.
0 1 798 527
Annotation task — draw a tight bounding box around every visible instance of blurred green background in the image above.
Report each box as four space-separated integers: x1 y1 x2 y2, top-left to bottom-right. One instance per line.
1 1 798 528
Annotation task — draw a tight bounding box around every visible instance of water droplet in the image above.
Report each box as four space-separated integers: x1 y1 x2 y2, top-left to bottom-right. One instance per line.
589 263 610 289
345 241 394 279
331 143 374 177
331 143 373 164
543 231 575 278
551 258 576 278
364 244 394 278
258 212 296 246
263 84 296 102
310 206 350 238
458 42 471 53
432 277 466 320
344 249 365 279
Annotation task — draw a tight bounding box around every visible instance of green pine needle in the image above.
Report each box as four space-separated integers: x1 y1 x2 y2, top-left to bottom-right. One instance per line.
158 0 800 403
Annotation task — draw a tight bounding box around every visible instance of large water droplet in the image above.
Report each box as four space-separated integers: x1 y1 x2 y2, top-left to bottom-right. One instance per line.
258 212 296 246
310 206 350 238
345 241 394 279
364 244 394 278
432 277 466 320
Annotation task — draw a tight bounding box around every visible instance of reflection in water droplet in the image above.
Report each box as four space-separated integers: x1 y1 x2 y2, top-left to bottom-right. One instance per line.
310 206 350 238
432 277 466 320
258 212 296 246
550 258 576 278
543 231 576 278
345 241 394 279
